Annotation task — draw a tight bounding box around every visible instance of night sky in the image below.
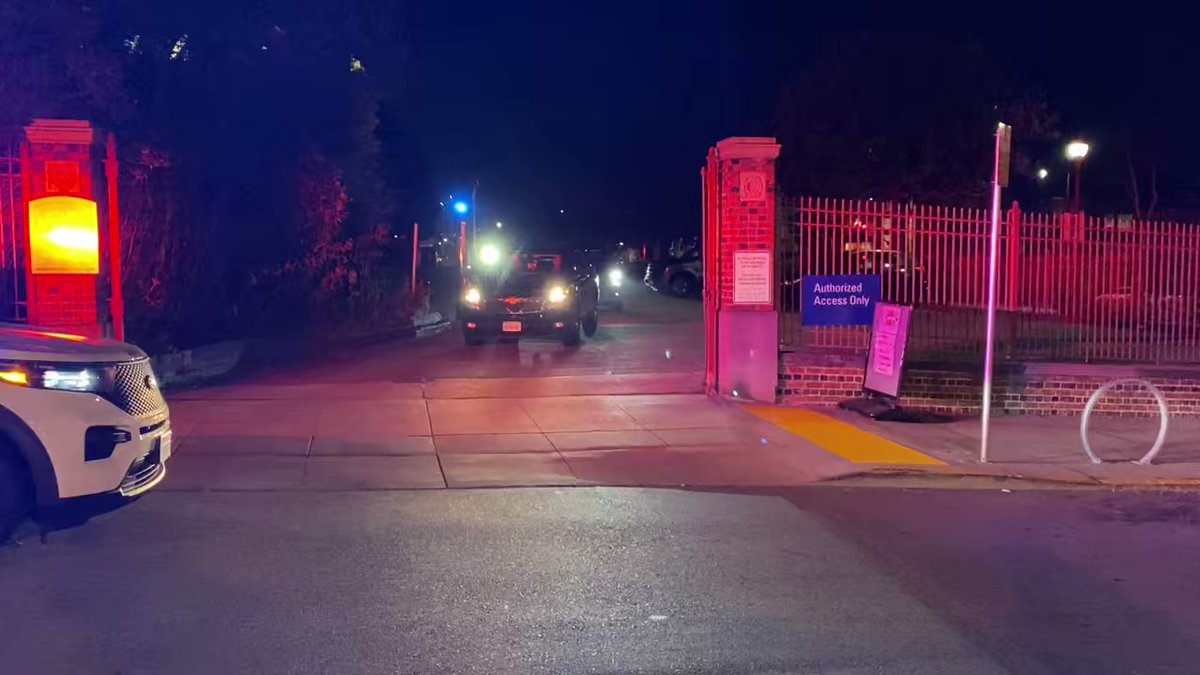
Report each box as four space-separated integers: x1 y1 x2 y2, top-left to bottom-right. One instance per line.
399 2 1198 241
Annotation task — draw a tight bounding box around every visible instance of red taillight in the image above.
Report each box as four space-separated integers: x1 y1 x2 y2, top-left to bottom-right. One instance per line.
466 322 477 330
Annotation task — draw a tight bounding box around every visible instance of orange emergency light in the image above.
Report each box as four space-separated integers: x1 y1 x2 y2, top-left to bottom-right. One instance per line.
28 196 100 274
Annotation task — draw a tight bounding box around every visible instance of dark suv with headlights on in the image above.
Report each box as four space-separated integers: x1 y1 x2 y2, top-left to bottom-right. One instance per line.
461 251 600 346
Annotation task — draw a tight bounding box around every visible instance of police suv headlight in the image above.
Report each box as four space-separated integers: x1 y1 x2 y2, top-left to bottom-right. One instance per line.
0 361 108 393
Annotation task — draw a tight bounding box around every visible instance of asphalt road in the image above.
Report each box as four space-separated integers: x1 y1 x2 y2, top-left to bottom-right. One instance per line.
249 285 704 385
3 486 1197 674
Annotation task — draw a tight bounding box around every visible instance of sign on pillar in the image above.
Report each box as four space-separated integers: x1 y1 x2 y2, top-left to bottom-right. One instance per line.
22 120 106 337
732 251 772 305
711 136 780 402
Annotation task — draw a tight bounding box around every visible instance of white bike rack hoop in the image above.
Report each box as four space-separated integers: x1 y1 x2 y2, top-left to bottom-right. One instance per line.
1079 378 1169 466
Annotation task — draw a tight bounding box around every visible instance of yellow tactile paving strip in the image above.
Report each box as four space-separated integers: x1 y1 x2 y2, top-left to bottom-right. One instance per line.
743 405 946 466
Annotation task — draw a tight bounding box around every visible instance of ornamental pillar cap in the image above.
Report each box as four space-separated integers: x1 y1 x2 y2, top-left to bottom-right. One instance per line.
24 119 94 145
715 136 780 161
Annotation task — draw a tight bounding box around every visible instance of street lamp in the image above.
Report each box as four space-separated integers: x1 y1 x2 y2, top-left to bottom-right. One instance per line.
1065 141 1090 161
495 221 503 229
1065 140 1090 212
1036 168 1049 181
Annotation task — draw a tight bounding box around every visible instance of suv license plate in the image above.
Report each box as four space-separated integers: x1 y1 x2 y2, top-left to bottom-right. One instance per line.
502 321 522 333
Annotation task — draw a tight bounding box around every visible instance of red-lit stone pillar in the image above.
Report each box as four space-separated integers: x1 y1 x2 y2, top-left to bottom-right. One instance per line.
22 120 103 337
711 137 780 401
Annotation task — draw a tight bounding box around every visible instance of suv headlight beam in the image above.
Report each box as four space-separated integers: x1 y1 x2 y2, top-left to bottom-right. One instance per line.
0 361 106 393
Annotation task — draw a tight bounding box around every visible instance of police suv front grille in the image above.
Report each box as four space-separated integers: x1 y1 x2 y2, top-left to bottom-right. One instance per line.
109 359 167 417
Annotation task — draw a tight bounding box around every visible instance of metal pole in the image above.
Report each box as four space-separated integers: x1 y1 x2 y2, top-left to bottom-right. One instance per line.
459 220 467 275
1072 158 1084 212
105 132 125 341
18 141 36 326
411 221 419 296
981 124 1006 463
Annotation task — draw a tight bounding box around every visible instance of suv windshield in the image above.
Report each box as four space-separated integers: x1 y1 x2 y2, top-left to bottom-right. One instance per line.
497 272 554 296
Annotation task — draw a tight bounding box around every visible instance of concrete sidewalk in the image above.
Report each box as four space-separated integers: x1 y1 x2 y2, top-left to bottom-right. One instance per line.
768 406 1200 487
163 377 860 491
165 373 1200 490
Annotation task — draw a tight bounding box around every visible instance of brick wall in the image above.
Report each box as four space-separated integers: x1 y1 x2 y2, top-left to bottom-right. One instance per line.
779 351 1200 417
30 274 100 336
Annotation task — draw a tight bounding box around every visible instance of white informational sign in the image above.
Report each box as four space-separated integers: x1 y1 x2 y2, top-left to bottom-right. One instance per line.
871 304 902 377
863 302 912 398
733 250 772 304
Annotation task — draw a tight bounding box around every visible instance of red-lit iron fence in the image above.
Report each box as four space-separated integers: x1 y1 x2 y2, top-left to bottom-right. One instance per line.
0 135 28 323
778 196 1200 364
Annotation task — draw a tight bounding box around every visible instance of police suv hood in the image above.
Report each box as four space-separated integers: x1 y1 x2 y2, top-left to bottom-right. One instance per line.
0 324 148 363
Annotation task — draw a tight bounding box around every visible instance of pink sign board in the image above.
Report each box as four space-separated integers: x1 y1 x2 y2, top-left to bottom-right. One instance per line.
863 302 912 398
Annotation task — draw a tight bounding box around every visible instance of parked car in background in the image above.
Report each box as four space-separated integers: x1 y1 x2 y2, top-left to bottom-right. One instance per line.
645 249 702 297
1093 286 1199 330
0 326 171 539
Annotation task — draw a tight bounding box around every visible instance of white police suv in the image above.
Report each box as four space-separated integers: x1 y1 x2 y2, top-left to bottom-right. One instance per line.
0 325 171 538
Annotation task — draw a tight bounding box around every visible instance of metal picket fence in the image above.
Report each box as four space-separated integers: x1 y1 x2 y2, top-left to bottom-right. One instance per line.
778 196 1200 364
0 135 28 323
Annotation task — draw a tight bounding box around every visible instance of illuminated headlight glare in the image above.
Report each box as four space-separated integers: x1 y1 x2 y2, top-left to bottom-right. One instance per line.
479 244 501 266
42 368 98 392
464 287 482 304
548 286 568 303
607 268 623 287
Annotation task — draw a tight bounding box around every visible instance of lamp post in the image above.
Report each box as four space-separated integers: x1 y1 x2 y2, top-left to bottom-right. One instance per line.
1065 141 1089 212
471 180 479 245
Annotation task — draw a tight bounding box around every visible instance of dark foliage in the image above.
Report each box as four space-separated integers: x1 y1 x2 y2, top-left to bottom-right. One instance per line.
1 0 415 350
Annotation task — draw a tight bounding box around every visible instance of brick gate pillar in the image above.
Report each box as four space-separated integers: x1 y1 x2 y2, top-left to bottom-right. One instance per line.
22 120 103 336
711 137 780 401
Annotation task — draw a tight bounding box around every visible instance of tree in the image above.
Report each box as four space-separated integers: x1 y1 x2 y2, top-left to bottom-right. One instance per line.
3 0 413 348
0 0 129 126
774 31 1058 206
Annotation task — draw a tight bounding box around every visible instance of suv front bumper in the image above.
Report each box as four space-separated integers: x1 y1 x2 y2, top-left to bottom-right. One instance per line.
462 310 577 338
118 434 170 497
4 384 171 502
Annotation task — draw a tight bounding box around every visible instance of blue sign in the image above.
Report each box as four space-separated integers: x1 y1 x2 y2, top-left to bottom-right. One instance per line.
801 274 881 326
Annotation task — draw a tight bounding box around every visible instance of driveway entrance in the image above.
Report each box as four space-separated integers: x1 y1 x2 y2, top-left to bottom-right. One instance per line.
241 285 704 386
161 287 857 490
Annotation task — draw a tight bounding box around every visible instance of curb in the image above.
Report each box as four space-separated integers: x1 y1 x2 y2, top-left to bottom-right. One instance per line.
826 464 1200 489
416 319 452 338
154 313 450 390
